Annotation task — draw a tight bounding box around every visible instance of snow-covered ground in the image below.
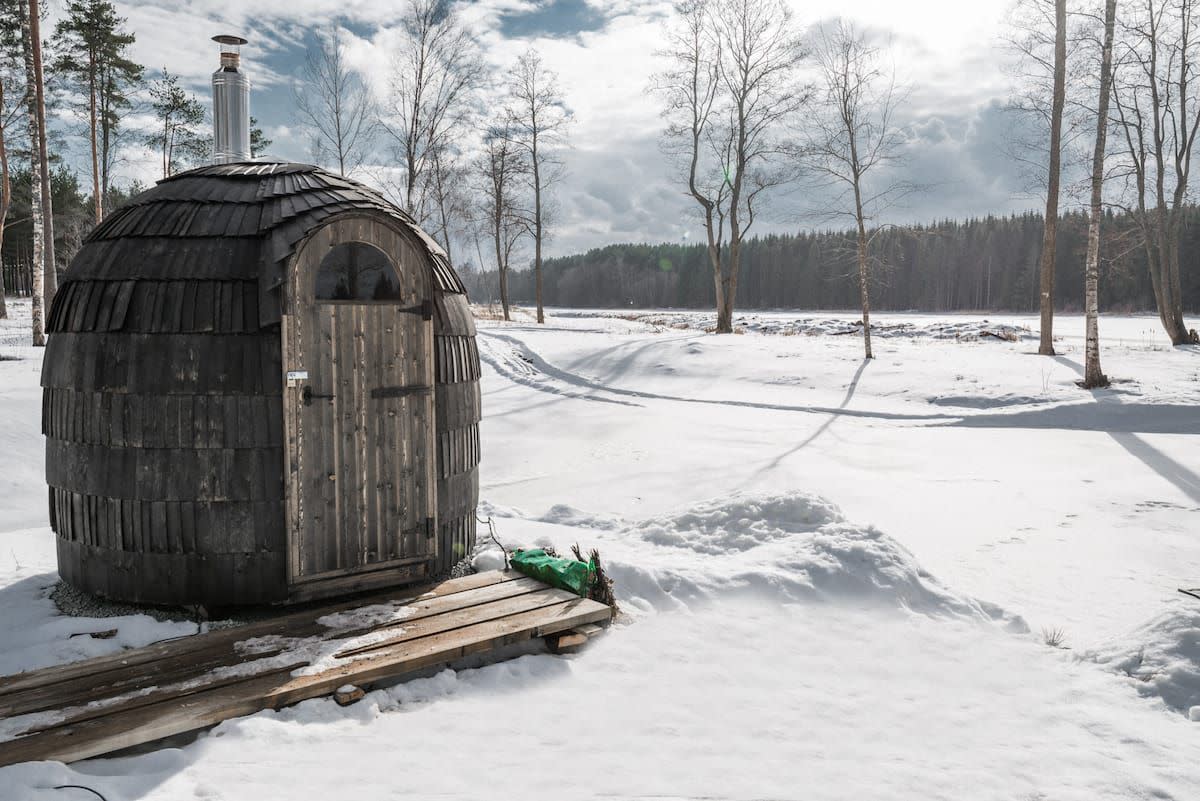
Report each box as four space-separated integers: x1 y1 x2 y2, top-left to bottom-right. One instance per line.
2 299 1200 800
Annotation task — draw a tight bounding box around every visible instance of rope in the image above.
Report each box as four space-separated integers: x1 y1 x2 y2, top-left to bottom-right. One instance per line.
475 514 510 570
53 786 108 801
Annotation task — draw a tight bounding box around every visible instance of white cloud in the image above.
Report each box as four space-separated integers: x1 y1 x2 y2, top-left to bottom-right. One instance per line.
86 0 1032 256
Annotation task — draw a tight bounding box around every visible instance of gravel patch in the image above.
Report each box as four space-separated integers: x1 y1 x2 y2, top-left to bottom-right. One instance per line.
50 580 193 622
448 557 476 579
50 581 251 632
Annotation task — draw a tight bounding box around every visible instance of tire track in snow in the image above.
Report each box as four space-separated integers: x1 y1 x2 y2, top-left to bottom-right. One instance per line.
482 330 1198 434
478 330 957 423
477 333 643 407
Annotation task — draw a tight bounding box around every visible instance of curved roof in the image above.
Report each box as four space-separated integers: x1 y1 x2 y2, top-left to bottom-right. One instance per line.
52 162 465 332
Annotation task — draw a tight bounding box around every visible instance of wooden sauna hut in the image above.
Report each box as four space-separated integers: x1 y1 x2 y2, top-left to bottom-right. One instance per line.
40 161 482 606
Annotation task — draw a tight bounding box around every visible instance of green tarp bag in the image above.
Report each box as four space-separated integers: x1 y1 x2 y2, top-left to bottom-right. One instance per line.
510 548 594 597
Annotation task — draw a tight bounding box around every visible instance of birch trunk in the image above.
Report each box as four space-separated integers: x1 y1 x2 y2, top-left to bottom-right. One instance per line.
1038 0 1067 356
850 122 872 359
1083 0 1116 388
710 267 727 327
855 218 873 360
718 250 738 334
492 204 511 321
20 0 45 346
0 77 10 321
532 129 544 325
30 0 55 304
89 56 102 223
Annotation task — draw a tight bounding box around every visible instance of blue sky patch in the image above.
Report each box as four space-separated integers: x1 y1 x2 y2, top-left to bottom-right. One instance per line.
498 0 610 39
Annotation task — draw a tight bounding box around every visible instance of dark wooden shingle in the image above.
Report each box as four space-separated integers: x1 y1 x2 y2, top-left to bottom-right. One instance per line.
42 162 478 607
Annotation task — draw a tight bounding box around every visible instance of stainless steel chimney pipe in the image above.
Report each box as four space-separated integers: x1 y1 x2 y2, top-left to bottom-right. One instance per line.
212 34 251 164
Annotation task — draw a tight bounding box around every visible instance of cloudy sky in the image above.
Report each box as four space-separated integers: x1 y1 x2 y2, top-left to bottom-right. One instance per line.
85 0 1037 259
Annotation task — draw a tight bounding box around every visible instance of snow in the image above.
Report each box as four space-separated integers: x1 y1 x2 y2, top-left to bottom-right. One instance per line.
0 301 50 535
3 299 1200 799
1088 605 1200 716
475 309 1200 644
478 492 1024 624
314 602 414 630
561 308 1037 342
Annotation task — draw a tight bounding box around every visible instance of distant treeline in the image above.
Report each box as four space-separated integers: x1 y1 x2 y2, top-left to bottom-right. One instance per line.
1 168 139 297
462 210 1200 313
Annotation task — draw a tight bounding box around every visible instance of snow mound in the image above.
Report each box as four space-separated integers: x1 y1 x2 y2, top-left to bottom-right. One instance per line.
636 492 842 554
1088 604 1200 717
479 491 1024 629
471 548 507 572
537 503 624 531
927 393 1052 409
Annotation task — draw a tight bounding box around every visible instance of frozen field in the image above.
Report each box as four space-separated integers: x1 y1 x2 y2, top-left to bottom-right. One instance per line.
2 300 1200 800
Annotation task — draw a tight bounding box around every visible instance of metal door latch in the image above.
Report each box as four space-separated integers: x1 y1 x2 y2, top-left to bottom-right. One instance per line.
302 386 335 406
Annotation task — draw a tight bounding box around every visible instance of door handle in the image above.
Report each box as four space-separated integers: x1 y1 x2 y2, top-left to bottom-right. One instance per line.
302 386 335 406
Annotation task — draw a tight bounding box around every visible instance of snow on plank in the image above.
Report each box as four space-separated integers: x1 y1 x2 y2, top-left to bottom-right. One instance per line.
0 574 545 722
0 570 612 767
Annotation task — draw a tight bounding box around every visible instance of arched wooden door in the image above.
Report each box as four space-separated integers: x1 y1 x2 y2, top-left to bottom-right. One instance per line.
282 217 437 597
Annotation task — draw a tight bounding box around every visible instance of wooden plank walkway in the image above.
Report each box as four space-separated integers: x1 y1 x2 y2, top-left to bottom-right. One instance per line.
0 570 611 767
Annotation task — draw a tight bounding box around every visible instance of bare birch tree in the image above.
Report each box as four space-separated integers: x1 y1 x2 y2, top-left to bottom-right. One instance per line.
477 119 526 321
1082 0 1117 388
30 0 53 305
1110 0 1200 345
0 80 11 322
295 28 376 178
1007 0 1082 353
384 0 483 219
505 49 570 325
1037 0 1068 355
424 144 471 264
654 0 806 334
804 20 908 360
1005 0 1092 198
0 74 10 320
20 0 53 344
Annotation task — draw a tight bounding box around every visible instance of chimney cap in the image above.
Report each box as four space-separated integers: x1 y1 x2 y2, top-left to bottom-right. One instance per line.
212 34 248 47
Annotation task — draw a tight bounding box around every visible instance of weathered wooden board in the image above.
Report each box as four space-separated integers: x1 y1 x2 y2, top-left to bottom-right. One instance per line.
0 576 549 721
0 570 527 699
0 571 611 767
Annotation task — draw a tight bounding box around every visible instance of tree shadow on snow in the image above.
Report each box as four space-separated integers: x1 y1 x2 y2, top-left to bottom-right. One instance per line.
748 358 872 482
944 402 1200 435
1108 431 1200 505
952 353 1200 503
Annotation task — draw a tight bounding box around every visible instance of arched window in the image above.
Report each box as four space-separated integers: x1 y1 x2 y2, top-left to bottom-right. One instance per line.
315 242 403 301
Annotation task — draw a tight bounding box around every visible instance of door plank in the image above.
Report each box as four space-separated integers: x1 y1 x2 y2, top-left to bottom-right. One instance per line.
284 219 438 589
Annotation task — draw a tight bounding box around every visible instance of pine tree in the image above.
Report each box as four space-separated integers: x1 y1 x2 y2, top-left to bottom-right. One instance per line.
250 116 271 158
145 69 206 177
52 0 142 223
0 0 25 320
